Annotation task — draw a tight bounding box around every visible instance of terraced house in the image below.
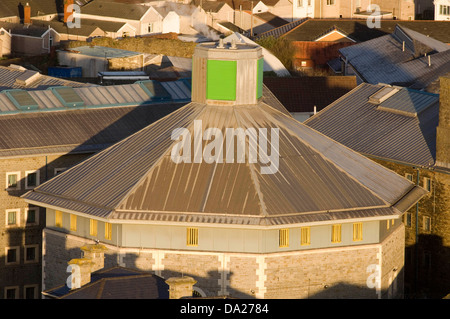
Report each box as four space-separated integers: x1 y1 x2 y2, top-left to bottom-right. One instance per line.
24 41 426 299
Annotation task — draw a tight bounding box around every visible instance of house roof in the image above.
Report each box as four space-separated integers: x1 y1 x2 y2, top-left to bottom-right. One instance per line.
283 19 450 43
0 21 51 37
43 266 169 299
254 12 288 28
339 25 450 92
0 0 59 19
32 18 131 35
80 0 152 20
23 94 425 226
263 76 357 113
304 83 440 169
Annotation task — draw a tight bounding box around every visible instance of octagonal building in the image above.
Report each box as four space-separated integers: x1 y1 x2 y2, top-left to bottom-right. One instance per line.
24 41 426 299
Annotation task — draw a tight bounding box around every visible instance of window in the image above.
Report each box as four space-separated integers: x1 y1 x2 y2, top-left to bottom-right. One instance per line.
308 0 311 5
5 287 18 299
26 207 38 225
105 222 112 240
90 219 98 237
279 228 289 247
148 23 153 33
405 212 412 227
440 5 450 15
423 216 431 232
331 224 341 243
353 223 363 241
297 0 303 7
24 245 38 263
300 227 310 246
24 285 38 299
55 210 63 228
423 177 432 193
405 173 413 182
6 172 20 190
6 247 19 265
25 170 39 189
187 227 198 246
387 219 390 230
6 209 19 227
70 214 77 232
327 0 335 5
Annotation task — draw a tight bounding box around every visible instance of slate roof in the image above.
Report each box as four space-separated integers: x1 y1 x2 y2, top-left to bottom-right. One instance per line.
254 12 288 28
283 19 450 43
23 96 425 226
0 0 59 19
32 18 131 35
263 76 357 113
80 0 152 20
339 25 450 92
43 266 169 299
304 83 440 169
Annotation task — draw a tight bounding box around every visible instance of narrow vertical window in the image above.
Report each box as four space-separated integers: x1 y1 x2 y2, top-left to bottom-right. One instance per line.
423 216 431 232
187 227 198 246
423 177 432 193
90 219 98 237
331 224 341 243
105 222 112 240
55 210 63 228
353 222 363 241
70 214 77 231
300 227 310 246
6 172 20 189
279 228 289 247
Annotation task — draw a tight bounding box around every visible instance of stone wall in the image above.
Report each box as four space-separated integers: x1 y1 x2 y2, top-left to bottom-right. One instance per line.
43 224 405 299
0 153 90 298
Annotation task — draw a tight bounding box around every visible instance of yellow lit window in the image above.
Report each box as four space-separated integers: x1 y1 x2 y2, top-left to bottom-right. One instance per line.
187 227 198 246
90 219 97 237
105 222 112 240
55 210 63 228
353 222 363 241
300 227 310 246
279 228 289 247
331 224 341 243
70 214 77 231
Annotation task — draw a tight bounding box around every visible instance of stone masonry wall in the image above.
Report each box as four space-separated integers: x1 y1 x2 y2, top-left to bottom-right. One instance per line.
44 225 405 299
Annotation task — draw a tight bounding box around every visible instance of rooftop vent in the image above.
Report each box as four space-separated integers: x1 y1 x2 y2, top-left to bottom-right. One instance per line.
14 70 40 87
4 89 39 111
368 86 399 104
48 86 85 107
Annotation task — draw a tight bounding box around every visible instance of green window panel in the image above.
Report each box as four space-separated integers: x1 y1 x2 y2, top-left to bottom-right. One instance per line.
207 60 236 101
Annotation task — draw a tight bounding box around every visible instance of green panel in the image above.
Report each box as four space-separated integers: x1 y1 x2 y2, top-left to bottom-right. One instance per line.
257 58 263 99
207 60 236 101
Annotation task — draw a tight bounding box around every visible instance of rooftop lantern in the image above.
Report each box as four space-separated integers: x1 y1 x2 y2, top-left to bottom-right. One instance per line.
191 39 264 106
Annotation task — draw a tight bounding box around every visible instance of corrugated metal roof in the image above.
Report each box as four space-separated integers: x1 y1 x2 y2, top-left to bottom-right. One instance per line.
304 83 439 168
23 98 426 225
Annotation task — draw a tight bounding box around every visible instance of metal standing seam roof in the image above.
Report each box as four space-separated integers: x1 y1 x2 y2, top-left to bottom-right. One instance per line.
304 83 439 169
0 80 192 114
23 97 426 226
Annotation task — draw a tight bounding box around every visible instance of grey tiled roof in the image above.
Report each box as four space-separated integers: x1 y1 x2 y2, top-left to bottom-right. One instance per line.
339 25 450 92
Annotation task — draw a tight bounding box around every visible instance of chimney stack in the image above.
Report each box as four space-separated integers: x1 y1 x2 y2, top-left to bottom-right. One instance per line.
435 75 450 168
165 276 197 299
64 0 74 24
24 3 31 25
66 244 107 290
